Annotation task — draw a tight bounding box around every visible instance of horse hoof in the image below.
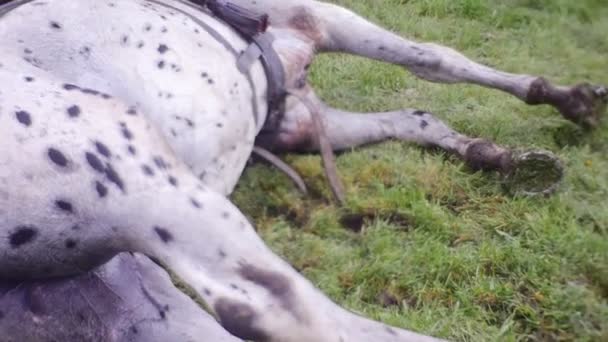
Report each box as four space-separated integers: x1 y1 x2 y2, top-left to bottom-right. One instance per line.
594 85 607 97
561 83 608 129
502 150 564 196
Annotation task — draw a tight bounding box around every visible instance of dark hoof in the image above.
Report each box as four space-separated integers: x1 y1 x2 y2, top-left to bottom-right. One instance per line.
560 83 608 129
464 140 514 172
502 150 564 196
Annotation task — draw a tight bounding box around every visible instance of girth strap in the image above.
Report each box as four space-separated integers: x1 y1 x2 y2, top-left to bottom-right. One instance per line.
238 33 286 124
190 0 287 124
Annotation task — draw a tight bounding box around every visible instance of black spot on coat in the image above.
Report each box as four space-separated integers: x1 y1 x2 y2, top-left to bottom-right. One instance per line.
63 83 80 91
55 200 74 213
121 126 133 140
142 165 155 176
238 264 292 300
10 226 38 248
412 110 426 116
153 156 167 169
157 44 169 54
168 176 178 187
238 264 303 321
15 110 32 126
95 181 108 198
81 88 100 96
48 148 69 167
127 145 137 155
218 249 227 258
104 164 125 191
86 152 105 173
214 298 269 341
154 227 173 243
190 198 201 209
67 105 81 117
95 141 111 158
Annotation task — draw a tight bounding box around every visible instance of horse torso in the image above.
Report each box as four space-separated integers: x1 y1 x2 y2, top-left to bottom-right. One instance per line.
0 0 270 194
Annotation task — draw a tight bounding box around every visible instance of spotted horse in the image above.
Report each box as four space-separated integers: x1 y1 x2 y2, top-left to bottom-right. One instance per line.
0 0 606 341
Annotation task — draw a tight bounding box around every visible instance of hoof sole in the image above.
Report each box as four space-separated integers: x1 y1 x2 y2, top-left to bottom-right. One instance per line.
503 150 564 196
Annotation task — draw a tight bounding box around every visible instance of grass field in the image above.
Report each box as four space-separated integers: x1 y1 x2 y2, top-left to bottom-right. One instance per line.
233 0 608 340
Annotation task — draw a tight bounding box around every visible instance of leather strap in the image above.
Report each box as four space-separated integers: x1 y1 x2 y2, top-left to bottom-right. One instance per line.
0 0 35 16
192 0 287 125
205 0 269 39
248 32 287 126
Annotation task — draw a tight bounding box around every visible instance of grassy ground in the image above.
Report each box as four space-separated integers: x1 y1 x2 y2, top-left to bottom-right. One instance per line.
232 1 608 340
